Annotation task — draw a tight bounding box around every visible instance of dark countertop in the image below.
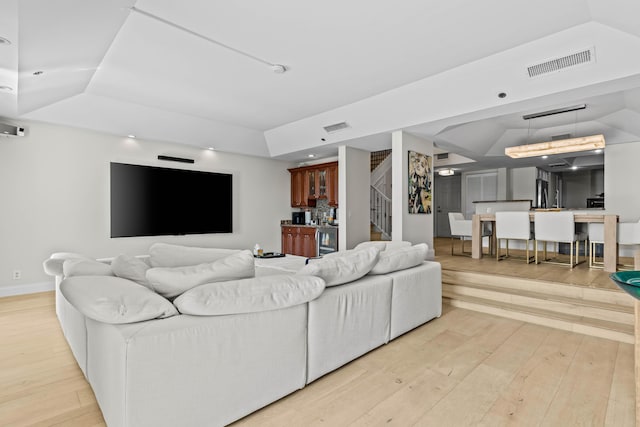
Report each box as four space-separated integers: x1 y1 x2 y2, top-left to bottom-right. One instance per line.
472 200 533 203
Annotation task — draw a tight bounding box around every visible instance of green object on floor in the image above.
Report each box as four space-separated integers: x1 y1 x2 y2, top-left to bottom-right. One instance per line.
610 271 640 300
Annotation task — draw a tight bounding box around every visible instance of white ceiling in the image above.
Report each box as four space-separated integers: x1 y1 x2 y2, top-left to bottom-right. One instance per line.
2 0 640 164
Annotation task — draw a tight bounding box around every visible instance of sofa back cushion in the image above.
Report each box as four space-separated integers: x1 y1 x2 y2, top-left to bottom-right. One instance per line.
296 247 379 286
146 250 255 298
369 243 428 275
148 243 241 268
354 240 412 252
174 274 325 315
60 276 178 324
63 259 114 277
111 254 152 289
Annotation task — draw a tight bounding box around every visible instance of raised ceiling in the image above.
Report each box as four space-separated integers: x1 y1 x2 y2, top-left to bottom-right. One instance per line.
1 0 640 163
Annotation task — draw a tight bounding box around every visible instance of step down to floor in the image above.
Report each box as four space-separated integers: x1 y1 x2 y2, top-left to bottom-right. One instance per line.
442 270 634 344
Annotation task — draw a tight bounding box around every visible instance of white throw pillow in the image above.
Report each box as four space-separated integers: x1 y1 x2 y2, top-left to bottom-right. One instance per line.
63 259 114 277
369 243 428 275
148 243 240 267
296 247 380 286
174 274 326 315
60 276 178 324
111 254 151 289
146 250 255 298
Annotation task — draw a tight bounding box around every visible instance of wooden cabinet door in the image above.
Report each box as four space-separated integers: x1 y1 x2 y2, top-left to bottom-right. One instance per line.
290 170 306 207
316 166 328 199
281 227 297 254
300 227 317 257
326 162 338 206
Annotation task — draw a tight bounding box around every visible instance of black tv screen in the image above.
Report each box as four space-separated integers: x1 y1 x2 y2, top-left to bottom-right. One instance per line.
110 162 232 237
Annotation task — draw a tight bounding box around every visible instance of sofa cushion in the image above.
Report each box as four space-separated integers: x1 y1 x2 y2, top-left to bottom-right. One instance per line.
43 252 91 276
60 276 178 324
369 243 429 275
111 254 151 289
148 243 241 268
354 240 412 251
63 259 114 277
146 250 255 298
174 274 325 315
296 247 379 287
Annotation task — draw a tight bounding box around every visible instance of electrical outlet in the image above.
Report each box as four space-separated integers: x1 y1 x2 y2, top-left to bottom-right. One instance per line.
12 270 21 280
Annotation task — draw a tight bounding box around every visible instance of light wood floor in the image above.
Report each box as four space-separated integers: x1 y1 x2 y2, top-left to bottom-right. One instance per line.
1 292 634 426
433 237 619 291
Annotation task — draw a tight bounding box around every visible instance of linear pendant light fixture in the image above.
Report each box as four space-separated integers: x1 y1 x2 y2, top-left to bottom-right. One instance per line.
505 103 604 158
505 134 605 158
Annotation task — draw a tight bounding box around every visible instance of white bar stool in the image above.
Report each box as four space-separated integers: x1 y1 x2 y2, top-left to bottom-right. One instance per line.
534 211 588 268
495 211 534 263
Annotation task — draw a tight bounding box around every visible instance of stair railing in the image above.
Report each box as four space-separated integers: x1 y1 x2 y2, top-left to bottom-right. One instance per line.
370 185 392 240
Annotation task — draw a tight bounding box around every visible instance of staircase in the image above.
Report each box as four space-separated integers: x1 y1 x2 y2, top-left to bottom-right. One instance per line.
442 269 634 343
370 149 392 241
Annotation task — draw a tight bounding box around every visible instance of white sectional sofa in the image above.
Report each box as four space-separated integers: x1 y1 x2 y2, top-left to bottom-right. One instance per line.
43 242 442 427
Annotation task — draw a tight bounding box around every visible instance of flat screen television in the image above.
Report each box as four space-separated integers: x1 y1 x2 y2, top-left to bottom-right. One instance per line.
110 162 232 238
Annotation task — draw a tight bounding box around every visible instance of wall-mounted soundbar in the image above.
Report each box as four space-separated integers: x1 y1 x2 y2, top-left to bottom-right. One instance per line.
157 155 194 164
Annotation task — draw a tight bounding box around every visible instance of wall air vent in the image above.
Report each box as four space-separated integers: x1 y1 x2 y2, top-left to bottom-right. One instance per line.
527 47 595 78
436 153 449 160
323 122 350 134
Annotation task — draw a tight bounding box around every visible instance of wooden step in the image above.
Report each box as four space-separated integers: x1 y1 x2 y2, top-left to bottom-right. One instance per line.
442 283 634 325
442 268 634 344
443 269 632 308
443 295 634 344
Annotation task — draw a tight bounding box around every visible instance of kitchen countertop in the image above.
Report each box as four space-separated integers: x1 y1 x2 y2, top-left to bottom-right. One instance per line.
281 224 338 228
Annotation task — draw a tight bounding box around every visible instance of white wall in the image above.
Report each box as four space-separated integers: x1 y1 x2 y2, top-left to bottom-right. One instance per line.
509 167 537 201
391 131 434 255
0 121 292 293
605 141 640 221
338 146 370 250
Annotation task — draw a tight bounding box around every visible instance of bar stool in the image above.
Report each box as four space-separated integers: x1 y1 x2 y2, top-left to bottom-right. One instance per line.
448 212 492 256
534 211 588 268
495 211 534 263
590 219 640 270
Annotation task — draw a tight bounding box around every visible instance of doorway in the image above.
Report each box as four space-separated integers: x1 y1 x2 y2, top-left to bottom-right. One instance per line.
434 174 462 237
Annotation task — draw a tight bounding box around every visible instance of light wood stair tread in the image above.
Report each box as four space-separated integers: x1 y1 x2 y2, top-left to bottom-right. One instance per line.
442 293 634 335
442 282 633 314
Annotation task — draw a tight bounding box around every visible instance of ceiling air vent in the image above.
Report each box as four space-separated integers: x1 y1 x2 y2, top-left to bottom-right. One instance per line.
323 122 350 134
527 47 595 78
436 153 449 160
548 160 569 168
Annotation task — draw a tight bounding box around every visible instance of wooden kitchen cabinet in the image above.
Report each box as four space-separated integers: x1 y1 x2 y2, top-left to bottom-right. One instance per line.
290 169 306 208
281 226 317 257
325 163 338 206
288 161 338 207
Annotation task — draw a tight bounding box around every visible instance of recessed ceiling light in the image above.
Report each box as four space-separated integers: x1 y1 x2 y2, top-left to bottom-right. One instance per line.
498 92 507 99
127 134 136 139
594 149 602 154
307 154 315 158
208 147 215 151
0 85 13 92
571 166 578 170
541 155 548 159
33 71 44 76
0 37 11 45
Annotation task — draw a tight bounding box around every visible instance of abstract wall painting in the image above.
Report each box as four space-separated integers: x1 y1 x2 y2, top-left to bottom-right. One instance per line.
408 150 432 214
